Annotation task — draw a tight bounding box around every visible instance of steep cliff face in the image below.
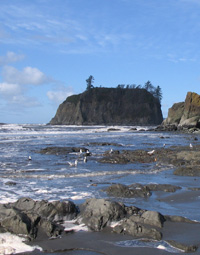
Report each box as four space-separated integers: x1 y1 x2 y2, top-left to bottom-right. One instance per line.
162 92 200 127
162 102 185 125
50 88 163 125
180 92 200 126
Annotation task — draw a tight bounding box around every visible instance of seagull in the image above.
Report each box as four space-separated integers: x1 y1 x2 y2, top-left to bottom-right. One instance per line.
79 149 83 154
83 156 87 163
68 160 78 167
109 148 113 154
28 156 32 160
190 143 193 148
86 149 90 156
147 149 155 155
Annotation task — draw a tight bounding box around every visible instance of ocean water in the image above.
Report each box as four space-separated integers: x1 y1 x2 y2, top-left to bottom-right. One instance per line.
0 124 193 205
0 124 199 254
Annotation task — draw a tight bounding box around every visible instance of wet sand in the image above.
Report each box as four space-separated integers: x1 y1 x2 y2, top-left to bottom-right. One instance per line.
22 221 200 255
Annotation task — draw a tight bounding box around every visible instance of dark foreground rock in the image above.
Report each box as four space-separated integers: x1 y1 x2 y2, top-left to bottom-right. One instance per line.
77 198 199 247
0 198 199 252
77 198 163 240
12 197 78 222
77 198 127 231
113 218 162 240
0 197 78 239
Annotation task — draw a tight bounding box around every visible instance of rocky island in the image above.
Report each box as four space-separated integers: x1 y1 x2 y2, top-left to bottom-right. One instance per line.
50 87 163 125
159 92 200 131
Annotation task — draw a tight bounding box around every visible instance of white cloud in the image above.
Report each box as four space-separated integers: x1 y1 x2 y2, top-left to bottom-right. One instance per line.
2 66 52 85
0 62 55 111
0 82 40 108
0 51 24 66
0 82 21 96
47 85 73 104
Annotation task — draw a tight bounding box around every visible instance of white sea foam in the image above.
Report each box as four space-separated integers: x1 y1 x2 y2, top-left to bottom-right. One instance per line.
0 124 152 137
35 189 49 194
0 124 24 131
70 191 92 200
0 169 140 180
110 220 124 228
0 233 42 254
63 220 88 232
115 239 184 253
0 195 19 204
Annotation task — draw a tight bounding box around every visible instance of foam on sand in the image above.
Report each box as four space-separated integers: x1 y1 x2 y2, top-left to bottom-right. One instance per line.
0 233 42 254
115 239 184 253
63 220 89 232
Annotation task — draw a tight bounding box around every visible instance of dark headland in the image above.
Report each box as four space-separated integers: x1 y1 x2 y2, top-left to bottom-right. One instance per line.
49 87 163 125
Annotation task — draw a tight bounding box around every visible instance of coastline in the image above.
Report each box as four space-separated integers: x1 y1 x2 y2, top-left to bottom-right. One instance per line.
1 127 200 254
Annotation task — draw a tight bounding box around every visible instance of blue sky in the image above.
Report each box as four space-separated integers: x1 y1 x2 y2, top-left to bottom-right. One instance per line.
0 0 200 124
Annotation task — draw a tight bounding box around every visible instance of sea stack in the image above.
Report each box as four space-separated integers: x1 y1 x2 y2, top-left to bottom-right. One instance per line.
49 87 163 125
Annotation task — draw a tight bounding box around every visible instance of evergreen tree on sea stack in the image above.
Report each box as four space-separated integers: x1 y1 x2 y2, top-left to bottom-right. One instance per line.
86 75 94 90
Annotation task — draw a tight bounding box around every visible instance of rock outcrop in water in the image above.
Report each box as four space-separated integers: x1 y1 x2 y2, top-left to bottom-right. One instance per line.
161 92 200 130
49 87 163 125
104 183 181 198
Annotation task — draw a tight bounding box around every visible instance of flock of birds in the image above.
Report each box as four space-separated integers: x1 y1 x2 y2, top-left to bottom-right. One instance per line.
67 149 90 167
28 142 194 167
147 142 193 156
28 148 90 168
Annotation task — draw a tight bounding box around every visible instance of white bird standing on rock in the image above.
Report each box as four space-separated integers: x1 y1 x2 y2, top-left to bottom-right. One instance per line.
190 143 193 148
86 149 90 156
83 156 87 163
28 156 32 160
68 160 78 167
147 149 155 155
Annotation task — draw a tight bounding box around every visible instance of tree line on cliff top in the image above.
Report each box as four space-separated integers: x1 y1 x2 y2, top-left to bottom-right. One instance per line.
86 75 162 103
